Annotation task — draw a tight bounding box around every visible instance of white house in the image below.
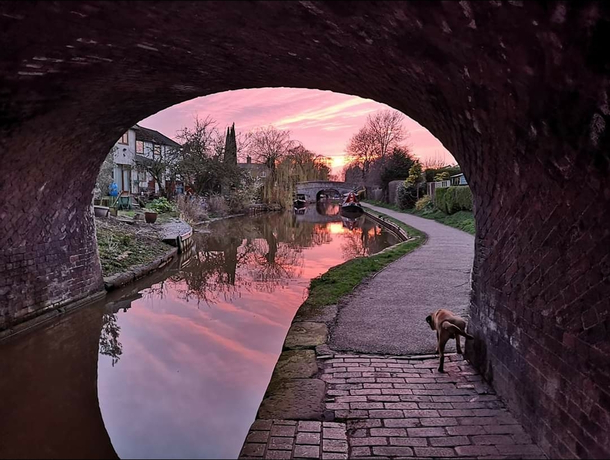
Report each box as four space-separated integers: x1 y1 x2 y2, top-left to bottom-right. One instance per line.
450 173 468 186
110 124 181 196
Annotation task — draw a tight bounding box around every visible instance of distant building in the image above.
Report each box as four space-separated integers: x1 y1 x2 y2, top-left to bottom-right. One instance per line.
238 156 269 181
109 124 181 196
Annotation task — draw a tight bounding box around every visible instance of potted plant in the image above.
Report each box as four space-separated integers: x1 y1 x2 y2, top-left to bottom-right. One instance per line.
144 208 158 223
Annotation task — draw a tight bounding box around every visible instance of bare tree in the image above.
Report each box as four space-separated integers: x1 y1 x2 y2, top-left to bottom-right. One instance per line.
367 109 408 159
245 126 296 170
346 127 377 182
421 150 449 170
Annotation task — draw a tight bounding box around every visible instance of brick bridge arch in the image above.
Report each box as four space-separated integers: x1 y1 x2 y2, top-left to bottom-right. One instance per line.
296 181 359 202
0 2 608 457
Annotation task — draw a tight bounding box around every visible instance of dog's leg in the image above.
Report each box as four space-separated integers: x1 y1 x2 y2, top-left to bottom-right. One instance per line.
456 335 463 355
436 330 440 354
438 335 449 372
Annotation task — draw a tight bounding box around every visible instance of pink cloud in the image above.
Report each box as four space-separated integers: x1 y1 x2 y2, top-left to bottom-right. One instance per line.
139 88 456 175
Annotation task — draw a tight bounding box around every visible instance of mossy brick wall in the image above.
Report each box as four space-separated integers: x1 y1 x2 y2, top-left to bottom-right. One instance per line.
0 2 608 458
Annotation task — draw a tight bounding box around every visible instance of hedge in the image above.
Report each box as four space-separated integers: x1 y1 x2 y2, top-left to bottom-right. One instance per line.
434 186 472 214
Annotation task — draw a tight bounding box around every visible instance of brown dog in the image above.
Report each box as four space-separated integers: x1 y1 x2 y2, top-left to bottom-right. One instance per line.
425 309 474 372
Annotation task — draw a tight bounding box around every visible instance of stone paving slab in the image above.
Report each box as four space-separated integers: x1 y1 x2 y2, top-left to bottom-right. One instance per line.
240 353 546 459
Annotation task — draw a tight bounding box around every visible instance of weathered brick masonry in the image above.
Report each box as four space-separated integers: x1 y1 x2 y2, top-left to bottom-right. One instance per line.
0 2 608 458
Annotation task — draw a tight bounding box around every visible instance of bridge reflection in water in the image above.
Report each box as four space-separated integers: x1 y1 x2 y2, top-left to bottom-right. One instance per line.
0 208 399 459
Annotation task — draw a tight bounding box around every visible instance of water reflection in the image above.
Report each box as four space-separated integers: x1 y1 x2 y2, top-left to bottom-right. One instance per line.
0 206 400 460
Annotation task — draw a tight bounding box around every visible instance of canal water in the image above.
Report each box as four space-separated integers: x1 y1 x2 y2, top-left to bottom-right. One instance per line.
0 204 400 459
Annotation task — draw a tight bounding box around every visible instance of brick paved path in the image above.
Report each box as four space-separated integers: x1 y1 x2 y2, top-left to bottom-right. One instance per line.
240 354 545 459
239 207 546 459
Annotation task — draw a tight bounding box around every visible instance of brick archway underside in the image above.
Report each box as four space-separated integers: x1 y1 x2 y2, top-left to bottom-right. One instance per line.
0 2 608 458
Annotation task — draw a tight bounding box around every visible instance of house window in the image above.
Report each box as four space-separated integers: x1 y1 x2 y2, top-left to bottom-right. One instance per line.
119 132 129 145
153 144 161 158
136 140 144 154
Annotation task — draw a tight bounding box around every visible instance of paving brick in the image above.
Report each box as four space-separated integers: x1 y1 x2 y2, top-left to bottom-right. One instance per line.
334 395 367 403
372 446 415 456
271 425 296 437
402 409 440 418
407 427 447 437
351 389 382 395
323 428 346 440
321 453 348 460
350 446 371 457
446 425 486 436
298 421 322 432
246 431 270 443
350 402 385 410
251 420 273 431
429 436 470 446
322 439 348 452
388 437 428 447
266 450 292 459
326 403 350 410
383 402 418 410
269 437 294 450
383 418 420 428
367 395 400 402
350 437 389 446
294 444 321 458
369 428 407 437
334 410 369 419
296 432 321 445
241 443 265 457
419 417 458 427
413 447 457 457
368 410 405 418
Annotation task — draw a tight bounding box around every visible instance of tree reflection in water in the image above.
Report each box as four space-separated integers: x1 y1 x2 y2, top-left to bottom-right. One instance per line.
121 211 399 308
99 312 123 366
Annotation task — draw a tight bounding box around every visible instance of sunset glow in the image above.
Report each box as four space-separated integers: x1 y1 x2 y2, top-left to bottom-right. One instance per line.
140 88 455 176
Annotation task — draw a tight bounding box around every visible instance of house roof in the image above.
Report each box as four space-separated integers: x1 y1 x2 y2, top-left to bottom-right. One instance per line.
132 124 181 148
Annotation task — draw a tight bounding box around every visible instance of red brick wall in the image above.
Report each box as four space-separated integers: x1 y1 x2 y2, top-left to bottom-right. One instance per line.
0 2 608 458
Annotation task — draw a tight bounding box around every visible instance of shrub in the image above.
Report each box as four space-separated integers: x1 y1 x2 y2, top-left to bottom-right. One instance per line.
415 195 432 211
207 194 229 216
434 186 472 214
176 195 208 224
146 197 176 213
397 183 426 210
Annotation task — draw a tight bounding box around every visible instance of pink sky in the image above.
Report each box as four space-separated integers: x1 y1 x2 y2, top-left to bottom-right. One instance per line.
140 88 455 176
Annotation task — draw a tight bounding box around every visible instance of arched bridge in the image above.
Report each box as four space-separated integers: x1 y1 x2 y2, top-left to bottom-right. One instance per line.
296 181 359 202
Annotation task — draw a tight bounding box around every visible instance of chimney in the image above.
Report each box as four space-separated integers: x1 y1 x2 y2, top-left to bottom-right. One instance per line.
246 155 251 164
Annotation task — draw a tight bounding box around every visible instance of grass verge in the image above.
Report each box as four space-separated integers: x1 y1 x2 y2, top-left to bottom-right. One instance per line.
96 223 172 277
363 199 475 235
302 213 427 309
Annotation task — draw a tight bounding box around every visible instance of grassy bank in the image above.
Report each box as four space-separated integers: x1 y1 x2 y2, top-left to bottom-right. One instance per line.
363 199 475 235
302 214 426 309
96 220 173 277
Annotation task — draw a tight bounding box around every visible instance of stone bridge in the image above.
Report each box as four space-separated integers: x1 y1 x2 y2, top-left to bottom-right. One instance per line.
0 2 609 458
296 181 359 202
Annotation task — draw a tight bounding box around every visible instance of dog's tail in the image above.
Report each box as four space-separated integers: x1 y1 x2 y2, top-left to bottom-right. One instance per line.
443 323 474 340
